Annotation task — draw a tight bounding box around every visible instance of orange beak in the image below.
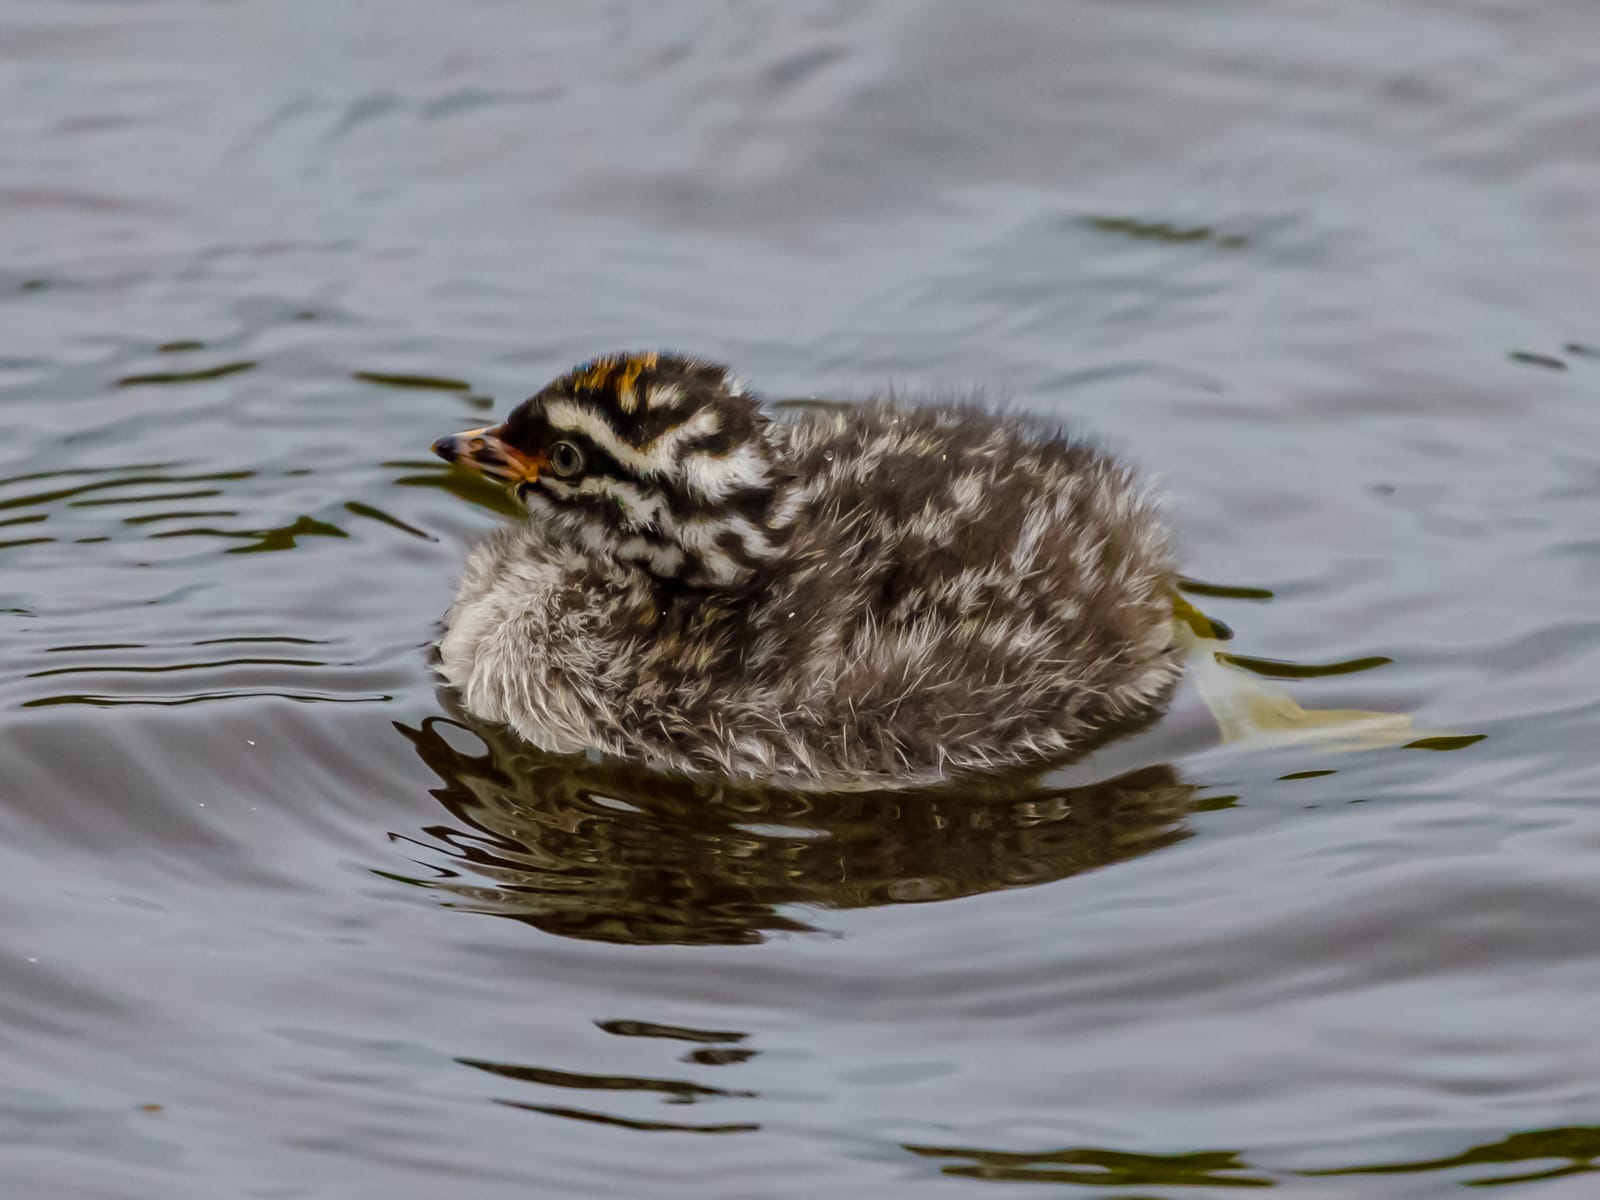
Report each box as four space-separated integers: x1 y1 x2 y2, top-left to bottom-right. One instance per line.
431 424 546 488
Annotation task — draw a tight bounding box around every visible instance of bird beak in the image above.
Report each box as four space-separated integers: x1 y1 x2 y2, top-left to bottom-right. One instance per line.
431 424 546 488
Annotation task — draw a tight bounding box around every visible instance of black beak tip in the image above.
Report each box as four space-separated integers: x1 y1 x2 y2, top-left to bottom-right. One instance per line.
431 436 458 463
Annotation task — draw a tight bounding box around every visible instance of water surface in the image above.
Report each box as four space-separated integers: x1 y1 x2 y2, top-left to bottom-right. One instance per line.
4 2 1600 1196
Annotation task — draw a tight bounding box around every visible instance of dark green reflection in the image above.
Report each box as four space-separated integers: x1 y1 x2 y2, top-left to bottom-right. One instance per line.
0 463 177 488
1303 1125 1600 1188
24 689 389 709
116 361 255 386
1086 214 1248 249
123 510 241 526
343 500 436 541
147 513 348 553
596 1020 748 1045
72 488 226 508
1216 652 1391 680
26 655 329 679
0 470 252 513
353 370 471 392
1179 576 1274 601
903 1126 1600 1189
904 1143 1272 1189
454 1021 760 1134
1507 350 1568 372
389 460 524 517
458 1057 750 1103
1404 734 1487 752
387 705 1194 946
492 1101 757 1134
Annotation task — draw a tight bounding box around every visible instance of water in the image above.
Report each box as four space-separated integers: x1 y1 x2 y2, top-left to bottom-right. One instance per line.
4 2 1599 1196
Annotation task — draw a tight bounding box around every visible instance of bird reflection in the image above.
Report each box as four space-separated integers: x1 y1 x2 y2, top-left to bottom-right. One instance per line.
389 698 1196 946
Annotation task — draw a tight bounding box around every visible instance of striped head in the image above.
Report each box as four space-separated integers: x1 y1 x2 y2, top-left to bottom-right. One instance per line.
432 352 796 588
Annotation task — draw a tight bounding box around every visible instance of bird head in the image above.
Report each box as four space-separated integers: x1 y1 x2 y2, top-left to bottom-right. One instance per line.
433 352 795 588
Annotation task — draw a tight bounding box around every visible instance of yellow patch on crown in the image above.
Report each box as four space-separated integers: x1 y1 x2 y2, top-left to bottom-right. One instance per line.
615 354 654 413
571 352 659 412
572 359 617 392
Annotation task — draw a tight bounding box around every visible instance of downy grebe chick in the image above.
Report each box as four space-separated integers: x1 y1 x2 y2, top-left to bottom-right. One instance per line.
432 352 1180 786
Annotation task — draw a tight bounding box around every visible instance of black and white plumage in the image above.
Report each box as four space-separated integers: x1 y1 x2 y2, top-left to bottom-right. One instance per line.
432 352 1181 786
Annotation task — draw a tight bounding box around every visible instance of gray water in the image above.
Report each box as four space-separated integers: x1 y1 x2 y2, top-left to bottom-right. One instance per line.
4 2 1600 1197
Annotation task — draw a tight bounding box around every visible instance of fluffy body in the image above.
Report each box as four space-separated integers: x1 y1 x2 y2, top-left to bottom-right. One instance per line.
439 391 1181 786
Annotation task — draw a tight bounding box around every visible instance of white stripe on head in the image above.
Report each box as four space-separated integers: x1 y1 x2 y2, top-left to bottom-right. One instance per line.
682 441 771 502
544 398 723 478
541 475 664 529
645 382 685 411
649 405 722 457
544 399 646 471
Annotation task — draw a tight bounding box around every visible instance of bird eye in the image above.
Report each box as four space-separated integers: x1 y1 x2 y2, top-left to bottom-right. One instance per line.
549 440 585 478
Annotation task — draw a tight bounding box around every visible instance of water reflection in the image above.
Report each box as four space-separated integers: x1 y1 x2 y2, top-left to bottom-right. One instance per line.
1301 1125 1600 1189
451 1017 774 1132
909 1125 1600 1190
389 700 1196 946
904 1142 1272 1190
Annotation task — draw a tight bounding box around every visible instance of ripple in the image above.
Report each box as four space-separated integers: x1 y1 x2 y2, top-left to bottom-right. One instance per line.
191 635 330 647
0 451 434 563
906 1127 1600 1189
595 1021 750 1046
121 510 241 526
1179 576 1275 601
1086 214 1251 250
0 464 178 488
457 1057 753 1103
1508 350 1569 372
0 470 254 514
115 361 256 387
43 643 144 653
905 1142 1272 1190
22 689 391 709
71 489 227 508
1403 734 1488 752
1301 1125 1600 1189
1215 652 1394 680
388 460 523 517
491 1102 759 1135
26 656 332 679
353 370 472 392
343 501 436 541
146 514 349 554
10 633 403 712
